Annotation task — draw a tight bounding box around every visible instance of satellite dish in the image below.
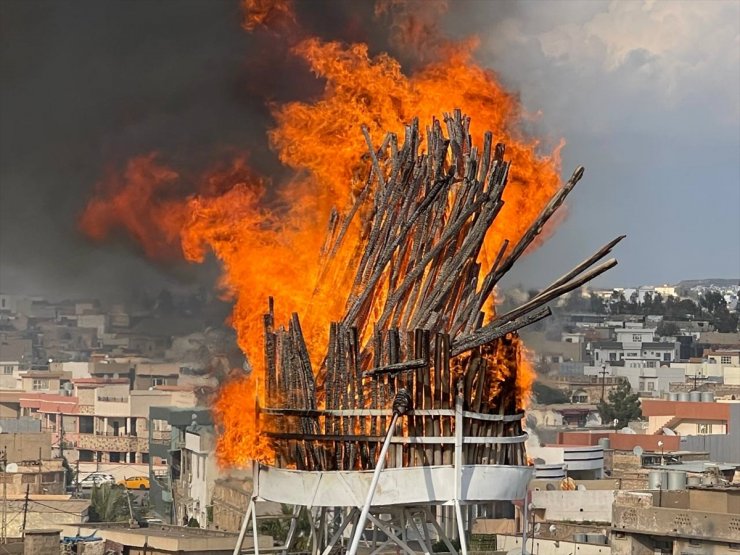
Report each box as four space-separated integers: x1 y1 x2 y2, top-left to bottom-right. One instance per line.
633 446 644 457
620 427 636 434
545 483 556 491
662 428 676 436
534 523 541 534
577 484 587 491
5 463 18 473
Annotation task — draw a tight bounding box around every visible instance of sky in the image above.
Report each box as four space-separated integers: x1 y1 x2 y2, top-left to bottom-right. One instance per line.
0 0 738 301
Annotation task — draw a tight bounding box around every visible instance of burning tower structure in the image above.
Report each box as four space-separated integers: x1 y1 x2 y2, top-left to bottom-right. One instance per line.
232 111 623 555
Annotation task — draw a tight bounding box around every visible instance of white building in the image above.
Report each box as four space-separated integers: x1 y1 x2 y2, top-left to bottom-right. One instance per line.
670 349 740 381
183 426 218 528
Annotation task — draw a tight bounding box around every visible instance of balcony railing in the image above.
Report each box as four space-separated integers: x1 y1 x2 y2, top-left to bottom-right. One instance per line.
97 396 128 403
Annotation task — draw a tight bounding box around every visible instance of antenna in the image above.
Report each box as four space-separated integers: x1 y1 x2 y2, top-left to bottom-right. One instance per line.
632 445 644 457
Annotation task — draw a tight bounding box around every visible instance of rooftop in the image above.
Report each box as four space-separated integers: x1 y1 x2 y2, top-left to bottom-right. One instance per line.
61 523 267 552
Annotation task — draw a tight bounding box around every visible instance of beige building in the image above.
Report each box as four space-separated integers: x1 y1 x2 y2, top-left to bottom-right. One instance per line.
133 362 181 390
0 459 66 496
76 380 196 464
4 498 89 538
612 488 740 554
0 432 52 462
60 523 271 555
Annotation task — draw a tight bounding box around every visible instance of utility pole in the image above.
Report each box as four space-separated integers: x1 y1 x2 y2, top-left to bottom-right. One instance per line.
1 448 7 544
124 486 136 526
689 372 706 390
599 362 609 402
21 485 29 538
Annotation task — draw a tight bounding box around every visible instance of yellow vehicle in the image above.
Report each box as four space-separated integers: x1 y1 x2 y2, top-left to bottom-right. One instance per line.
119 476 150 490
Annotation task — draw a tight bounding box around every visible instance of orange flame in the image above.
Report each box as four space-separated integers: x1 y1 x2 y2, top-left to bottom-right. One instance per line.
212 374 274 465
241 0 295 31
80 5 561 467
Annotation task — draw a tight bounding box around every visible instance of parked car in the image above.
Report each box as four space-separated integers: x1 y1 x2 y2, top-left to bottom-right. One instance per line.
78 473 116 489
119 476 150 490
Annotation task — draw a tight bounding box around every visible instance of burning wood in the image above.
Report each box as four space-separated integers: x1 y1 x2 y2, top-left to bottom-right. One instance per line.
260 110 623 471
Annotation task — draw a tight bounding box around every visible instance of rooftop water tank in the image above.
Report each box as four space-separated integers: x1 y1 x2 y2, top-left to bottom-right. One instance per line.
648 470 668 490
598 437 611 450
678 392 690 402
689 390 701 402
687 475 702 487
700 391 714 402
669 392 679 401
667 471 687 490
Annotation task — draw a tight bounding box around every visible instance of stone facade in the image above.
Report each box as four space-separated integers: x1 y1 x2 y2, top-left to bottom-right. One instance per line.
211 476 251 532
23 529 62 555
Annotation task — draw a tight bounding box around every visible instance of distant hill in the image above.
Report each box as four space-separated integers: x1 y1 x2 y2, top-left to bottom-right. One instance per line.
676 278 739 289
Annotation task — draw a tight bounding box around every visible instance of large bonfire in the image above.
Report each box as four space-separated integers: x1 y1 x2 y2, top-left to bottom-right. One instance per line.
79 0 621 468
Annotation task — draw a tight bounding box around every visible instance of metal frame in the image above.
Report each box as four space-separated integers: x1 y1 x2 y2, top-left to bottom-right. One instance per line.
233 395 532 555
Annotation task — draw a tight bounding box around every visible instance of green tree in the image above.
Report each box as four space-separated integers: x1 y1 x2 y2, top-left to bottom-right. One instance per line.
714 307 739 333
699 291 726 314
656 321 680 337
589 293 606 314
532 382 570 404
88 484 130 523
597 381 642 428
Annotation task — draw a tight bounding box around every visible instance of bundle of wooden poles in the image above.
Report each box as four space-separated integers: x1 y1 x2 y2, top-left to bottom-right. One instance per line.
260 110 623 471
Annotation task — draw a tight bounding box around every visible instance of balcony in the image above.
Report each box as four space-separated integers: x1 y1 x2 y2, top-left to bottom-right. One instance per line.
77 433 148 453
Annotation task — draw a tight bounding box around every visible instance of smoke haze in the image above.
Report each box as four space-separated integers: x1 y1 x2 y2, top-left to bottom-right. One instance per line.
1 0 738 301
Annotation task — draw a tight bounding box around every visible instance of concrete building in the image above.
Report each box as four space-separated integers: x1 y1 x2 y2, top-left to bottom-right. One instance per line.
60 523 272 555
643 399 735 435
211 475 252 533
3 499 89 538
519 331 586 364
529 480 617 524
528 404 601 428
148 407 214 525
181 425 218 528
133 362 181 389
612 488 740 554
18 378 197 466
527 443 604 480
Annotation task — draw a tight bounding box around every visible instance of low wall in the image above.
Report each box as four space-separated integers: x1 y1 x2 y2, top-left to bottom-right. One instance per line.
531 489 616 523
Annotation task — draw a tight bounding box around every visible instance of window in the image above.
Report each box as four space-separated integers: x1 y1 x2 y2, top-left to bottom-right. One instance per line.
152 378 165 386
3 366 13 375
646 361 656 368
639 380 645 391
647 382 655 391
721 356 732 364
632 334 641 342
663 353 671 362
609 353 617 361
594 352 599 360
698 424 712 434
32 379 49 390
79 416 94 434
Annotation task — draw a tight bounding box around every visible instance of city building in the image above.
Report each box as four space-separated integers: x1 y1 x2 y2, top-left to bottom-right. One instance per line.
148 406 214 525
612 488 740 554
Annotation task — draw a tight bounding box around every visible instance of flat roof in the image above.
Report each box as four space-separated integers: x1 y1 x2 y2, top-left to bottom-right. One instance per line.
645 461 737 472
